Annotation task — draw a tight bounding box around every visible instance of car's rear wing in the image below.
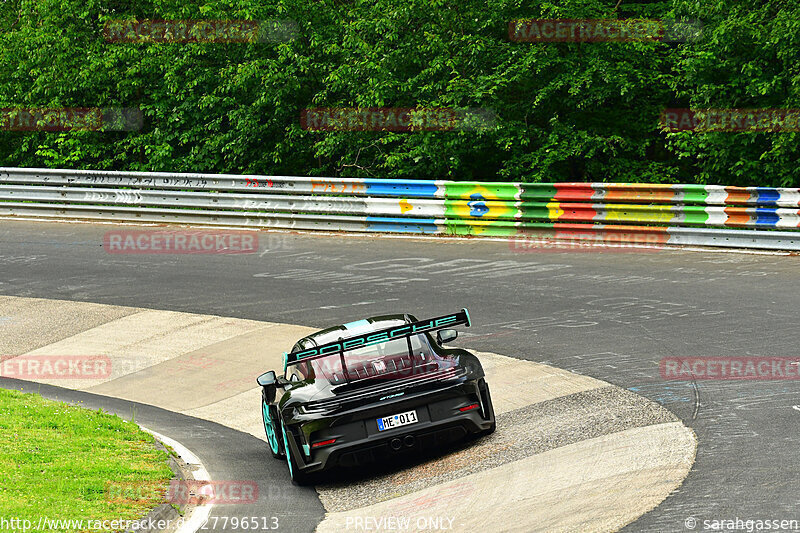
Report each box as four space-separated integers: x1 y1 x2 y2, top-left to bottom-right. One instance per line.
285 308 471 366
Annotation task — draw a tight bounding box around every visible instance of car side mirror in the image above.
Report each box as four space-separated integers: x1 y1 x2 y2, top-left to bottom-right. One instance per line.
257 371 286 402
257 371 276 387
437 329 458 344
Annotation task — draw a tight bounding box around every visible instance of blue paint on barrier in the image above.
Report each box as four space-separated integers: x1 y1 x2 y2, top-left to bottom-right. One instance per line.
755 188 780 206
365 179 439 198
468 193 489 217
366 217 438 233
755 208 780 226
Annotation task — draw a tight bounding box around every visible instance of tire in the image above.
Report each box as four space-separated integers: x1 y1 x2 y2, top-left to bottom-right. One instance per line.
261 400 284 458
281 425 313 485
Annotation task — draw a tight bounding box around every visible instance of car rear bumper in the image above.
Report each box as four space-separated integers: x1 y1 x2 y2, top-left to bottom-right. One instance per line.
295 409 493 474
283 379 496 474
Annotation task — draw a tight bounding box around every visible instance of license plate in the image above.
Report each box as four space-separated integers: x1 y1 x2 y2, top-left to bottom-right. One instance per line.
377 410 418 432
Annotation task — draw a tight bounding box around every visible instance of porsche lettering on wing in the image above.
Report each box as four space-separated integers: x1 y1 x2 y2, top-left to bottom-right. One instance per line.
290 311 467 361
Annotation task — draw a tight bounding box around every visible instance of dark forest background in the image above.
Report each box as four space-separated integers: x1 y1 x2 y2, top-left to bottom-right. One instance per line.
0 0 797 185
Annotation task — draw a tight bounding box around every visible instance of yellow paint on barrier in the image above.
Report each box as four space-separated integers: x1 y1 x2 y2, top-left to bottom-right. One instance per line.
446 184 517 223
603 204 676 224
311 180 366 194
604 183 675 203
546 201 564 221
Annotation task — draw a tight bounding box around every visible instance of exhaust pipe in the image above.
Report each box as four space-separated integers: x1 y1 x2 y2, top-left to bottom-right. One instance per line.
390 438 403 451
403 435 415 448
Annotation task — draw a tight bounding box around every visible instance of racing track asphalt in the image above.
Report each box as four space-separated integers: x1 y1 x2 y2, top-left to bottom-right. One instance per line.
0 377 326 533
1 219 799 532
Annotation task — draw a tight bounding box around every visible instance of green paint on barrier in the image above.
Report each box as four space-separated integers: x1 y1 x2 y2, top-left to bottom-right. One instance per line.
519 184 559 202
678 205 712 225
443 182 520 201
677 185 710 205
517 203 554 221
443 219 555 237
443 219 519 236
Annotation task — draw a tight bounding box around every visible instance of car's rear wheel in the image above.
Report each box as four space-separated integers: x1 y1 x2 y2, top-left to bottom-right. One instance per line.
281 425 313 485
261 400 283 458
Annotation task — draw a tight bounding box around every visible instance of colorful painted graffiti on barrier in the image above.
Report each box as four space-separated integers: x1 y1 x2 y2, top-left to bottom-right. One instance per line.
2 168 800 250
443 182 520 236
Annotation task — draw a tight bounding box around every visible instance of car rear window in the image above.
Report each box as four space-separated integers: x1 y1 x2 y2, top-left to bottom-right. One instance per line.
295 334 445 385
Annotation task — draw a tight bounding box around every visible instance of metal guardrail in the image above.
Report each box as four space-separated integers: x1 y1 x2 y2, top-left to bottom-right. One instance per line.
1 167 799 250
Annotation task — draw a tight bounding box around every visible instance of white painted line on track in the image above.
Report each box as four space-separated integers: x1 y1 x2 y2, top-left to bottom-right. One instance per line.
141 427 213 533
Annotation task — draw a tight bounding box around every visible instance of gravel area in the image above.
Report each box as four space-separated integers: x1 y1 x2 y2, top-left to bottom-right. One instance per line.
316 385 678 512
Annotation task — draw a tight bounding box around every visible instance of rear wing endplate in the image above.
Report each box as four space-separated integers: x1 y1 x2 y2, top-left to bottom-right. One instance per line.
285 308 471 366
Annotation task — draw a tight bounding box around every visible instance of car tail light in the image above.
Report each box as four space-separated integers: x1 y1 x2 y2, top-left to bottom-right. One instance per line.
311 438 337 448
459 403 480 412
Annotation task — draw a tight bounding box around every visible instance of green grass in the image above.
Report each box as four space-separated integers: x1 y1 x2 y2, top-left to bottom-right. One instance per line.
0 388 173 532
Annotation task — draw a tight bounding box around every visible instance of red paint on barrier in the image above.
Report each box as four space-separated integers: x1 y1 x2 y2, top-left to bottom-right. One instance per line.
553 183 594 202
603 184 676 203
554 202 598 223
724 188 754 205
723 207 752 227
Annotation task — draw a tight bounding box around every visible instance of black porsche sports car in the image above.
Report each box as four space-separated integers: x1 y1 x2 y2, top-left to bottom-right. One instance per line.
256 308 495 484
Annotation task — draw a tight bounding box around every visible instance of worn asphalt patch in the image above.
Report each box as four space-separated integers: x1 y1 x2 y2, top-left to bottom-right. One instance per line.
316 386 679 512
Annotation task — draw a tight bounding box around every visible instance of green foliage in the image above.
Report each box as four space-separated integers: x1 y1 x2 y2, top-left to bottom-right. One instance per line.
665 0 800 186
0 0 796 185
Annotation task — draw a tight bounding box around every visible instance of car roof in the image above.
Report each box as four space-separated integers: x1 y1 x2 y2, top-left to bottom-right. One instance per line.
292 313 415 351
